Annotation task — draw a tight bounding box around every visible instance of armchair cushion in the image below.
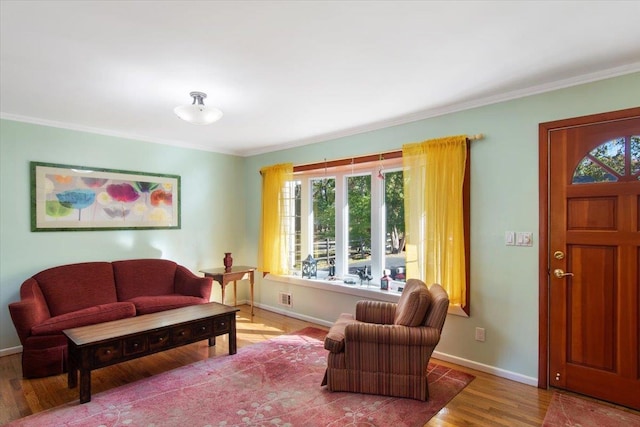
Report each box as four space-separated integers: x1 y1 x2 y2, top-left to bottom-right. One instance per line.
355 300 396 324
394 279 432 326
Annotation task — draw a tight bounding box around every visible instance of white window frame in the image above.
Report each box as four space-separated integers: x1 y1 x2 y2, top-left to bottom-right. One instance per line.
285 158 404 288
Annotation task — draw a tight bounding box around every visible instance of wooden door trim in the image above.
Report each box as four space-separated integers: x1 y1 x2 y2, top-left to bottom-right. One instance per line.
538 106 640 389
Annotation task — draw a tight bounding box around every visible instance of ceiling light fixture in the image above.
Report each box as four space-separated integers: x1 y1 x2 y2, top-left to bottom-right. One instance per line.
174 91 223 125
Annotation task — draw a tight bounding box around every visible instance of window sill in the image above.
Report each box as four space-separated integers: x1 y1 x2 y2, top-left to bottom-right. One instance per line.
265 274 402 303
265 274 469 317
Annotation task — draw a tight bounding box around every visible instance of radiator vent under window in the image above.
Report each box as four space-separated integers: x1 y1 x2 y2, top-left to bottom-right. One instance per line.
278 292 292 307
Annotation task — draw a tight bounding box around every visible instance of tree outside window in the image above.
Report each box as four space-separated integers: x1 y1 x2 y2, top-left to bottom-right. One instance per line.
290 159 406 286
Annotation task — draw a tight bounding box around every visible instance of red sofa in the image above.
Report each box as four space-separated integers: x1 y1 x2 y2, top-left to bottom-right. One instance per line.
8 259 213 378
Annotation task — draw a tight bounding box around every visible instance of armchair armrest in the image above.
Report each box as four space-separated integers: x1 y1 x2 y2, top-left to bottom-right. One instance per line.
8 278 51 344
345 322 441 346
174 265 213 301
355 300 396 324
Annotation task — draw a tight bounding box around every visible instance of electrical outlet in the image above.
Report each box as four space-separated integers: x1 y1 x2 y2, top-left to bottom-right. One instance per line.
475 327 485 342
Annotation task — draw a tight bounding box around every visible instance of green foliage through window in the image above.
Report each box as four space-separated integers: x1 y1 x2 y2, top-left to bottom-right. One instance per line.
572 136 640 184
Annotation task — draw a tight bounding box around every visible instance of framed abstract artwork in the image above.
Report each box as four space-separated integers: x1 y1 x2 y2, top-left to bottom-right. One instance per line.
31 162 180 231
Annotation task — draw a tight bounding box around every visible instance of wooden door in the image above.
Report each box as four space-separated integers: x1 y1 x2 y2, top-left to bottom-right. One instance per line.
546 110 640 409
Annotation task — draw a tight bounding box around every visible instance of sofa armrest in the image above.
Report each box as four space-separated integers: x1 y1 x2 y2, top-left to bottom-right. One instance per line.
345 322 441 347
8 278 51 344
174 265 212 301
355 300 396 324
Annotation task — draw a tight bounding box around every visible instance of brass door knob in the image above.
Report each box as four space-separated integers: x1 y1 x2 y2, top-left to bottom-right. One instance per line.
554 269 574 278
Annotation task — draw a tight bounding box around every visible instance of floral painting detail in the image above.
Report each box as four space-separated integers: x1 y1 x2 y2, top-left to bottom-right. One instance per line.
134 181 160 193
45 201 73 217
81 177 109 188
103 207 131 219
133 203 148 216
148 207 170 222
55 189 96 220
106 183 140 203
31 162 180 231
54 175 73 184
150 188 172 206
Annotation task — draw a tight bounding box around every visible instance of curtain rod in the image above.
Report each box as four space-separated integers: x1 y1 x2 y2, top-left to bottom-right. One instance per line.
293 134 484 173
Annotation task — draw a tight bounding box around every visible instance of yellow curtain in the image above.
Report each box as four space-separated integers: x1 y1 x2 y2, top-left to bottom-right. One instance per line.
258 163 293 275
402 135 467 306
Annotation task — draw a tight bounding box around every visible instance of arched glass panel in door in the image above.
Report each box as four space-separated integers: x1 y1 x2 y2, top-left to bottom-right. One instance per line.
572 135 640 183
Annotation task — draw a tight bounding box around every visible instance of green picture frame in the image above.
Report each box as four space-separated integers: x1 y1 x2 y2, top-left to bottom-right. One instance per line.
31 161 181 231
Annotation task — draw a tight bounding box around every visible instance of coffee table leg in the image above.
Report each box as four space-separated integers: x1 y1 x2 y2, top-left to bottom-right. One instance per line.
79 368 91 403
229 315 237 355
67 346 77 389
67 356 78 388
208 336 216 346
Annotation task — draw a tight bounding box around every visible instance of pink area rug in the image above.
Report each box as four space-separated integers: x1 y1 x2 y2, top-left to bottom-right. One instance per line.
8 327 473 427
542 391 640 427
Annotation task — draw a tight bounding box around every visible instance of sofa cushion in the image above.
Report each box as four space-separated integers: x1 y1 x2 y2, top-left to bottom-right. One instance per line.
324 313 359 353
31 302 136 336
394 279 431 326
127 295 206 315
34 262 118 317
113 259 177 301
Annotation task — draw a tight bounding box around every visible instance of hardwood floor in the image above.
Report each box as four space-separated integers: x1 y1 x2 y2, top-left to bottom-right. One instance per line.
0 304 593 425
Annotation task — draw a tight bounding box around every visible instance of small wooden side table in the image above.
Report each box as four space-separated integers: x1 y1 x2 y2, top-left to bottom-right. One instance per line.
200 266 256 315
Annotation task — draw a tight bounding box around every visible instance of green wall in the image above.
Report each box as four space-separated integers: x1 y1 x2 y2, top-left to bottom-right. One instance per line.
243 72 640 382
0 120 246 351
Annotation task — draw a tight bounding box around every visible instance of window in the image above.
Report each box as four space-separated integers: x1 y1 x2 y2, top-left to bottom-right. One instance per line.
572 135 640 183
286 157 406 287
267 137 471 314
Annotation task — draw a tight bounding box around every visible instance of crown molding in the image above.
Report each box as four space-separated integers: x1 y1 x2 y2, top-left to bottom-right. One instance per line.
0 113 236 154
3 62 639 157
242 61 640 156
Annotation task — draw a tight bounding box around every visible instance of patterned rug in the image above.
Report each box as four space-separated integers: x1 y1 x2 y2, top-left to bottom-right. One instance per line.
7 327 473 427
542 391 640 426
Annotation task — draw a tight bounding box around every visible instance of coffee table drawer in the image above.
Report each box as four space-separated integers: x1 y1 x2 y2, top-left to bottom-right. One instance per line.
172 320 213 344
92 342 122 365
214 316 231 334
149 330 170 350
172 325 193 344
124 336 148 356
192 320 213 338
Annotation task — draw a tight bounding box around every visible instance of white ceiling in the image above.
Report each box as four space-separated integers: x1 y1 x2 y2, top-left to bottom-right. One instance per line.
1 1 640 156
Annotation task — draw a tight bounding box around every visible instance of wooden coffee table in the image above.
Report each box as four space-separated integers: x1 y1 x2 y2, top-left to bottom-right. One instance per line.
64 302 239 403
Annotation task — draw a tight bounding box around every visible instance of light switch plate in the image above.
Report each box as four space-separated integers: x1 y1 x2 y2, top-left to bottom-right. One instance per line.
516 232 533 246
505 231 515 246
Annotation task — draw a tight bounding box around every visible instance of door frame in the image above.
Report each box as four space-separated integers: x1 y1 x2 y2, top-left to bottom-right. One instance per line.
537 106 640 389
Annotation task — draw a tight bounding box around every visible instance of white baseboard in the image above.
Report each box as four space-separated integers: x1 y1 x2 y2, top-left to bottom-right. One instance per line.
0 345 22 358
432 351 538 387
253 302 334 328
255 302 538 387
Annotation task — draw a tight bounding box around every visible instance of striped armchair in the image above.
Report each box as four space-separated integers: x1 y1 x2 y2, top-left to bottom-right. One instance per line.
321 279 449 401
